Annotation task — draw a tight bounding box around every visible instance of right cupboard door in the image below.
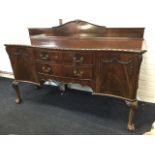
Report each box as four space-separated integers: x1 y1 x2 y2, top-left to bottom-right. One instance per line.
96 52 142 100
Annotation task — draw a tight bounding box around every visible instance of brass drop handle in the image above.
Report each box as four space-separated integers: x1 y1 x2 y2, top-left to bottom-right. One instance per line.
14 51 21 56
42 66 51 73
73 70 84 77
73 56 84 63
40 53 49 60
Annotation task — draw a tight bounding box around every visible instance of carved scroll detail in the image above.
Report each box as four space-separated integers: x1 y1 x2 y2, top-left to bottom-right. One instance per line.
101 55 142 65
102 57 135 65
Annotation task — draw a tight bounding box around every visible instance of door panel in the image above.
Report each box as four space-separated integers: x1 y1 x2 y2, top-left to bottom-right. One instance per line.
6 46 39 83
96 52 142 99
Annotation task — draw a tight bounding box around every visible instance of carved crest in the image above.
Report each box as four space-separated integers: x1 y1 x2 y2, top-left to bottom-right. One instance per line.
52 20 106 37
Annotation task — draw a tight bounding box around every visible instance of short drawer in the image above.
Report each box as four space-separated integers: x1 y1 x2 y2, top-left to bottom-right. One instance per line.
36 63 63 76
34 49 93 65
34 49 61 63
36 62 93 79
62 65 93 79
62 52 93 65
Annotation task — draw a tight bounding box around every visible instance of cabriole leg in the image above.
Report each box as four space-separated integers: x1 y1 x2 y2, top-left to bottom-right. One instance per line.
36 80 45 89
36 85 41 89
59 83 66 95
127 100 138 131
12 80 22 104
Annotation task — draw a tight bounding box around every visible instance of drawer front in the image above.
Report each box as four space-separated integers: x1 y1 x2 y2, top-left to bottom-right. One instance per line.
36 63 63 76
36 63 93 79
62 65 93 79
35 49 61 63
35 49 93 65
62 52 93 65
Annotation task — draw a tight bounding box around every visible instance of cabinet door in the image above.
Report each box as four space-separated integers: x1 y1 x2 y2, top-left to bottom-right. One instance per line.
96 52 142 100
6 46 39 84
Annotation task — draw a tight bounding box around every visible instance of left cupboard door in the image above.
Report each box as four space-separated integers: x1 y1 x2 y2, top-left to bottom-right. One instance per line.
5 46 39 84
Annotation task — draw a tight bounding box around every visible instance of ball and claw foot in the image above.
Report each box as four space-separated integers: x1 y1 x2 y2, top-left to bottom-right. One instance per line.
128 123 135 131
15 98 22 104
59 83 66 95
12 80 22 104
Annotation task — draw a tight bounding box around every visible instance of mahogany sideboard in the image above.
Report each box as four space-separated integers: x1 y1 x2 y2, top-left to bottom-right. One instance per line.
5 20 147 130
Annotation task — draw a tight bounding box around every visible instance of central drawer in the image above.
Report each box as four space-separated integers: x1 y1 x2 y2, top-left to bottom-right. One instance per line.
34 49 93 65
34 49 61 63
36 63 60 75
62 65 93 79
36 62 93 79
62 52 93 65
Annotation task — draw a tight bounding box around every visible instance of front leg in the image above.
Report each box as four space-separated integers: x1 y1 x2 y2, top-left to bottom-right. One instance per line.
12 80 22 104
36 85 41 89
59 83 66 95
127 100 138 131
35 80 45 89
